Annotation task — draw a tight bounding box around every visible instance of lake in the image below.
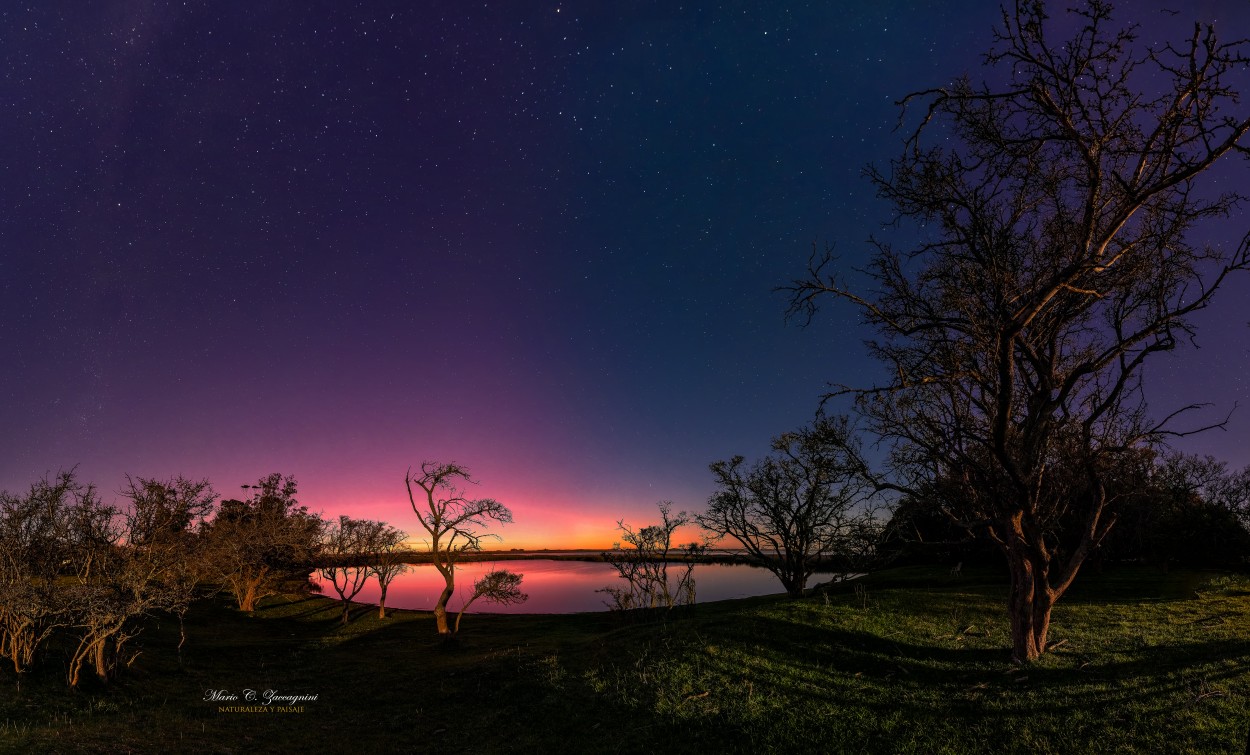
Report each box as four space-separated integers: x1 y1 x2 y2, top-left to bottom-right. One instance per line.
315 559 851 614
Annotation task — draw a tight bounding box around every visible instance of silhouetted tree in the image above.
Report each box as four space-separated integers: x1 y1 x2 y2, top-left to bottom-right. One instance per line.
700 417 882 597
319 516 389 625
405 462 513 635
201 474 323 612
879 484 995 567
125 475 216 549
368 524 409 619
1103 453 1250 568
786 1 1250 661
453 569 528 633
601 502 702 611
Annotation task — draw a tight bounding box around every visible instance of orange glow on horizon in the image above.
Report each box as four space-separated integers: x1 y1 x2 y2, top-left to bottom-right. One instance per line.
324 492 709 552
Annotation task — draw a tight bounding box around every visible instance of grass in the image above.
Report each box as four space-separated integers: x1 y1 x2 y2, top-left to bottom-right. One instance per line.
0 565 1247 753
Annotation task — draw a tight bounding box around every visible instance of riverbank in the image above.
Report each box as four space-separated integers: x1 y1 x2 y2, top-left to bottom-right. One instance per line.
2 565 1247 753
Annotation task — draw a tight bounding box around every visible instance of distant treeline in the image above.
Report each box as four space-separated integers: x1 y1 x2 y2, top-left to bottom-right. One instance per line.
316 550 766 567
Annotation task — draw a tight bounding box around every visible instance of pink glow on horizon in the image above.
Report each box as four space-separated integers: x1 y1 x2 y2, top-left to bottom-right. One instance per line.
10 447 718 551
311 483 712 551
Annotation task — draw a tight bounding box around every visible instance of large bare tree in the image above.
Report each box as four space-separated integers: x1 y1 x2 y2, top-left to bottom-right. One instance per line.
405 462 512 635
700 417 881 597
787 0 1250 661
119 475 217 668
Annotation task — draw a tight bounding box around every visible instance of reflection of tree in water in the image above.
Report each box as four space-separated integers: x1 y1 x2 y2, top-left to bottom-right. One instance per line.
600 502 705 611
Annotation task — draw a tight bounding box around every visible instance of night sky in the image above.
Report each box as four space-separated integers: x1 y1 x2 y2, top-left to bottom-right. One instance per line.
4 1 1248 548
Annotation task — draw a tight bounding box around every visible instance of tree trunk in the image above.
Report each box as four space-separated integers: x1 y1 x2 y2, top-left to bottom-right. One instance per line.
378 585 389 619
998 498 1110 663
434 576 454 634
235 566 270 612
454 595 479 635
240 582 258 613
93 636 109 682
6 625 35 674
1005 552 1054 663
68 635 104 687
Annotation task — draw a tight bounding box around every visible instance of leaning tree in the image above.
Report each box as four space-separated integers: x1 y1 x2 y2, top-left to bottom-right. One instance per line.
787 0 1250 661
405 462 513 635
452 569 528 634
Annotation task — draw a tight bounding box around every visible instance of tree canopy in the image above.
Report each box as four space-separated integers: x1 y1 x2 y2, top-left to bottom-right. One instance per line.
700 417 880 597
201 473 323 613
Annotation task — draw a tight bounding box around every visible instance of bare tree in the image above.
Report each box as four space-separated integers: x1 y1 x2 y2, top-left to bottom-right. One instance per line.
1130 453 1250 568
119 476 217 667
0 473 78 677
1194 458 1250 533
786 1 1250 661
601 502 703 611
405 462 513 635
368 524 409 619
319 516 388 625
201 474 323 612
700 417 882 597
61 493 139 687
0 472 217 685
453 569 528 634
125 475 216 549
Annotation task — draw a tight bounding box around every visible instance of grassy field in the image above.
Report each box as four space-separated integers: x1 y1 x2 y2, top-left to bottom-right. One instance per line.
1 565 1247 754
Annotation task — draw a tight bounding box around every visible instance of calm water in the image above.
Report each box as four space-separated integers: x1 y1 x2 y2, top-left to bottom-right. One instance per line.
315 559 849 614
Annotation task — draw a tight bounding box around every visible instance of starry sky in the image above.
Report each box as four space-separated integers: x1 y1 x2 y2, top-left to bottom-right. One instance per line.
3 1 1248 548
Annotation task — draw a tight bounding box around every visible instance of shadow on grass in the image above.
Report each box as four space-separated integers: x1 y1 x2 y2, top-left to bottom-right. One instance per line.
552 571 1250 753
751 609 1250 709
6 566 1247 755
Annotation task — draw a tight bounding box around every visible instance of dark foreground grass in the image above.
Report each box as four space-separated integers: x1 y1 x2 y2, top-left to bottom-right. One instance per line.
1 566 1248 754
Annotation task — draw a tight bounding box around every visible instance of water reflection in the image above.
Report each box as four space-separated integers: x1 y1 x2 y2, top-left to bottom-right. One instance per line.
315 559 846 614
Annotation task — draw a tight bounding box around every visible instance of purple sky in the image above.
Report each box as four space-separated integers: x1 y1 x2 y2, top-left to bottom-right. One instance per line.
3 1 1247 548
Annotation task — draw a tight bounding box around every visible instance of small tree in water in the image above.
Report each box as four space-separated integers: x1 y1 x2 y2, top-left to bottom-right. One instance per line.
601 502 702 611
